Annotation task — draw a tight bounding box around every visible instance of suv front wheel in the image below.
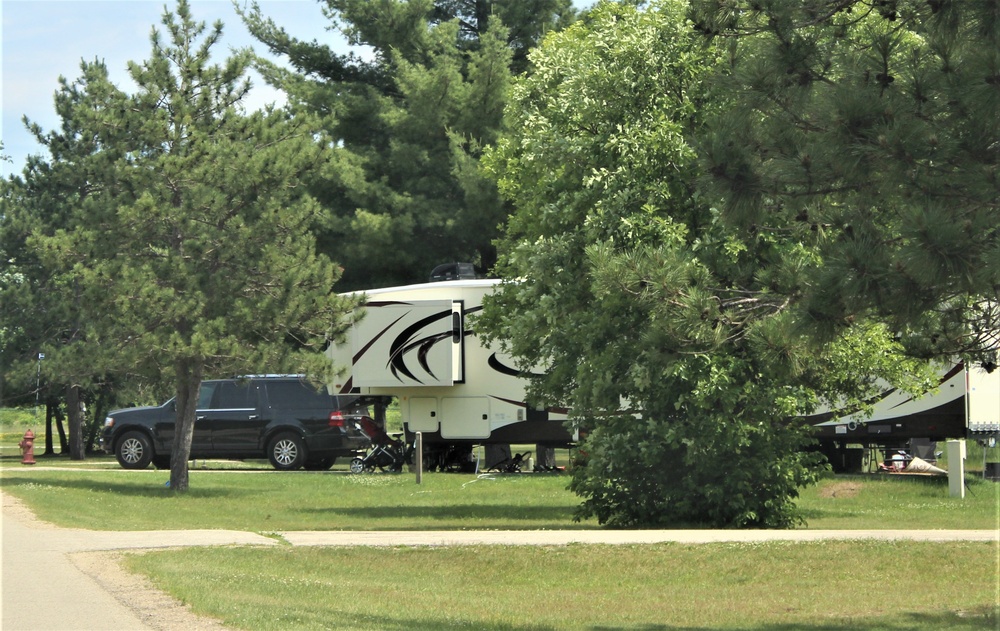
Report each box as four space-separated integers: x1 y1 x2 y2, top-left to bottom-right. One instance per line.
268 432 306 470
116 431 154 469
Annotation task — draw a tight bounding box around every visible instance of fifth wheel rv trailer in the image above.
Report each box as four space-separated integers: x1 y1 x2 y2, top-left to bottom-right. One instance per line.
809 361 999 470
326 279 573 456
329 278 999 466
809 362 999 443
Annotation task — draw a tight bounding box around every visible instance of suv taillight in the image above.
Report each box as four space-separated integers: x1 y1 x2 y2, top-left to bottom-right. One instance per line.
328 411 345 428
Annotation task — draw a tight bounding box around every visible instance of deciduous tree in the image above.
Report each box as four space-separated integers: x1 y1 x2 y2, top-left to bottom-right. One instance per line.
481 0 929 527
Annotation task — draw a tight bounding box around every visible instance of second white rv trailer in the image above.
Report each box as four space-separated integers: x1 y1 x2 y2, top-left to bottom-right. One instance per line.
327 279 572 448
809 361 999 443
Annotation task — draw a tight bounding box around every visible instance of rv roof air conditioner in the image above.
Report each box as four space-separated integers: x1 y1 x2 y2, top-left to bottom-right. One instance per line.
429 262 476 282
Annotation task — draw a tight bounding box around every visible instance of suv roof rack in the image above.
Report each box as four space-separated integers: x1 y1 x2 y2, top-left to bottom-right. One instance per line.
233 374 306 379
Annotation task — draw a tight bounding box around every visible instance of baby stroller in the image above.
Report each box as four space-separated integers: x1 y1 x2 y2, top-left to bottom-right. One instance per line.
350 417 412 473
487 450 532 473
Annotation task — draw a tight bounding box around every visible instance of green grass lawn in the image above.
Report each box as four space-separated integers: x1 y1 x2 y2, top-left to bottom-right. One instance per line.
3 449 998 630
0 466 593 530
2 461 998 531
125 541 998 631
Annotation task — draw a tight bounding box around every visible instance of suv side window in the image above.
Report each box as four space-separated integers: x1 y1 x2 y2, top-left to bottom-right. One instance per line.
264 380 335 410
197 383 217 409
211 381 255 410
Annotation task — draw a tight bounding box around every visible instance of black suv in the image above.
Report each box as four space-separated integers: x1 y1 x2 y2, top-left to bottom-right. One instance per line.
101 376 370 471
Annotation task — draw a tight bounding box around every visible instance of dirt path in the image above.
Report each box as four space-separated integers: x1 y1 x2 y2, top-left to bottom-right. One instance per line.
71 550 232 631
2 491 235 631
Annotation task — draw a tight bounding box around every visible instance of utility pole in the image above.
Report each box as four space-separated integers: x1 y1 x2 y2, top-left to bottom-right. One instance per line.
34 352 44 418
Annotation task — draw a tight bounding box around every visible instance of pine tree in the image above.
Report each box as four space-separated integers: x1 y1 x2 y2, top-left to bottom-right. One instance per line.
1 60 132 459
691 0 1000 363
240 0 575 289
12 0 355 490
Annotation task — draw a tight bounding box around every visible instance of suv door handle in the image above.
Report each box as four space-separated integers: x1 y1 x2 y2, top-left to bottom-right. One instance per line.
196 415 206 421
248 415 259 420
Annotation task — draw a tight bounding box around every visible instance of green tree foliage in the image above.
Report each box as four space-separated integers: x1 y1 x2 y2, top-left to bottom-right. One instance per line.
5 122 160 456
690 0 1000 364
481 0 930 528
4 0 355 490
240 0 575 289
0 63 130 456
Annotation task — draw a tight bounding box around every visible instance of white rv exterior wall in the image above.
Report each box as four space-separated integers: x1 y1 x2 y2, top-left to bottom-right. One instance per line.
967 365 1000 434
327 279 571 443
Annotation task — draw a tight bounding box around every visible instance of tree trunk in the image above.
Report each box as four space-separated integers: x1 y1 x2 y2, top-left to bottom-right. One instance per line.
43 403 55 456
84 407 102 454
535 444 555 470
85 382 114 454
485 444 511 470
53 401 69 453
169 360 203 492
42 399 69 455
66 384 85 460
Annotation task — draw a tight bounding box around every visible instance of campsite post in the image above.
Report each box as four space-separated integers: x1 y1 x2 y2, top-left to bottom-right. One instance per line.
415 432 423 484
947 440 966 497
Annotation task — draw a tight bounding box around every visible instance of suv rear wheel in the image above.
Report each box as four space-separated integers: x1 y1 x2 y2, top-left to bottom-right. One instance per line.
152 455 171 470
304 457 335 471
116 431 154 469
268 432 306 470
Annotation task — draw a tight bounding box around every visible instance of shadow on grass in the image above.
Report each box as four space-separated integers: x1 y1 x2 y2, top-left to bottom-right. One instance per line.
0 475 249 499
819 472 998 490
298 503 593 528
745 609 999 631
810 473 952 493
301 609 998 631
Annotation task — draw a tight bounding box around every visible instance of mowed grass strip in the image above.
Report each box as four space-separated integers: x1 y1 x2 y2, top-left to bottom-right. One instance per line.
0 469 595 530
797 475 1000 530
125 541 998 631
4 463 997 629
2 466 998 530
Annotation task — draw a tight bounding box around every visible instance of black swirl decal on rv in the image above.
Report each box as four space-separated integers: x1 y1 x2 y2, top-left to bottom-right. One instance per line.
387 309 453 383
488 353 547 379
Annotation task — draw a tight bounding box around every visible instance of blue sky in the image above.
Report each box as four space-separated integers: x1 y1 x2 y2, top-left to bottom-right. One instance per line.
1 0 349 177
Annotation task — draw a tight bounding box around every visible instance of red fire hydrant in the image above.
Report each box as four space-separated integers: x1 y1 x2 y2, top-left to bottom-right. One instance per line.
19 429 36 465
